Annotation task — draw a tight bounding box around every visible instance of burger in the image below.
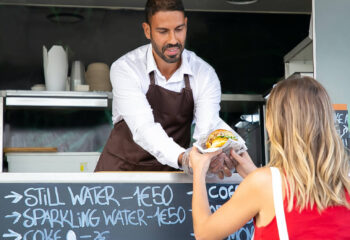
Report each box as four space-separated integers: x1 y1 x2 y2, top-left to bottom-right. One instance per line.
205 129 237 149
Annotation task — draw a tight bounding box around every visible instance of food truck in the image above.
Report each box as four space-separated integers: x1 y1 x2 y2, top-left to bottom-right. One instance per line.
0 0 349 239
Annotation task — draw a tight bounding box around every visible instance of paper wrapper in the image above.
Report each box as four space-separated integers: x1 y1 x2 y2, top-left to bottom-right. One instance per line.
193 129 247 156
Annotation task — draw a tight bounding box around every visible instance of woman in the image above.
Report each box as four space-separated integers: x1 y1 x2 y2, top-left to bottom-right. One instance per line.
190 77 350 239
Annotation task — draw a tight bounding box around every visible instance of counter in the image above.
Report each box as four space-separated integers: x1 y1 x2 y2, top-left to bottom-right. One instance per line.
0 172 254 240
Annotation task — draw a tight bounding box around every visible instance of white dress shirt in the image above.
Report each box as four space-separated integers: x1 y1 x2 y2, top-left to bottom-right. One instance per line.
110 43 232 169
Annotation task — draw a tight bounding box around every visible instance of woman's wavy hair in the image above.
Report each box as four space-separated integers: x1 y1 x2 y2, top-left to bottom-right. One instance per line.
266 76 350 211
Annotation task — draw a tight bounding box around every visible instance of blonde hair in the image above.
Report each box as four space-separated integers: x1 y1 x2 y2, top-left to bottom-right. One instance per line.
266 76 350 211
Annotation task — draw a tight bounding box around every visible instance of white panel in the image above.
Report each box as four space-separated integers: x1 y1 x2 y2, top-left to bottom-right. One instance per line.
314 0 350 106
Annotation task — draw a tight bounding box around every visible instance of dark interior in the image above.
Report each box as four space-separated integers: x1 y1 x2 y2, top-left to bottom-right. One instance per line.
0 6 310 94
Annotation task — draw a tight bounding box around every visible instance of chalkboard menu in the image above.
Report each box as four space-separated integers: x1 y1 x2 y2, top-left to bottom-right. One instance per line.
334 104 349 148
0 183 253 240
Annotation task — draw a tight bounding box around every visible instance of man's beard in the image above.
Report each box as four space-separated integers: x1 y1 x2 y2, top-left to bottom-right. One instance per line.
151 39 184 64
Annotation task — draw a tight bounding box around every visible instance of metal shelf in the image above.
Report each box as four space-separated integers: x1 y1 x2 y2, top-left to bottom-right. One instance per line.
284 37 313 78
284 37 313 62
4 90 111 108
2 91 265 112
220 94 265 113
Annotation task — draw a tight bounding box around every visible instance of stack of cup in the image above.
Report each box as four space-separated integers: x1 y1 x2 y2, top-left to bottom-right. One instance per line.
70 60 86 91
85 63 112 92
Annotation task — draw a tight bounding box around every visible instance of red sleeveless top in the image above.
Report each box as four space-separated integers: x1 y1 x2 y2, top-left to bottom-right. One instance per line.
253 192 350 239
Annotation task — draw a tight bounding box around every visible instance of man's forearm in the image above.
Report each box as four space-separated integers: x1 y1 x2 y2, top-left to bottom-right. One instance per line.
178 152 184 167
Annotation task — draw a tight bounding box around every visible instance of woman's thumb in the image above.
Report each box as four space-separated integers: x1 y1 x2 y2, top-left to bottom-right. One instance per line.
230 149 243 162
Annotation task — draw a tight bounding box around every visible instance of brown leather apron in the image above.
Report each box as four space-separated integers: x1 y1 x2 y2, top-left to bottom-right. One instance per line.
94 71 194 171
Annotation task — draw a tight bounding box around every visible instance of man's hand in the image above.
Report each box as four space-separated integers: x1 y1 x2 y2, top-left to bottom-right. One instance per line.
208 152 233 179
178 152 184 168
180 148 193 175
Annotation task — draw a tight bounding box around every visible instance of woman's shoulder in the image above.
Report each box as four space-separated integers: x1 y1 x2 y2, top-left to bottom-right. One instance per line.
237 167 274 201
245 167 273 188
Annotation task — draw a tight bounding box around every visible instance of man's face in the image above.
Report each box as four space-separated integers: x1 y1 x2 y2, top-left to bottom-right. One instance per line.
143 11 187 64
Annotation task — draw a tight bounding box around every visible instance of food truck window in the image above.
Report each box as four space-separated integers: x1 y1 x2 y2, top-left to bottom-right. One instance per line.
0 5 310 172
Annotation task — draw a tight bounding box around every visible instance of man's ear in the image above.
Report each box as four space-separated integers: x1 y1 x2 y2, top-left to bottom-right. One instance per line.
142 22 151 40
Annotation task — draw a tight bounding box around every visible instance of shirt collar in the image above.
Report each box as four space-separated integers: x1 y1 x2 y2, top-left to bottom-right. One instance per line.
146 44 158 75
146 43 193 77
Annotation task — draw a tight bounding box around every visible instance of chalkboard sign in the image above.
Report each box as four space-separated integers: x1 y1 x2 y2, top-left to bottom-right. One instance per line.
334 104 349 148
0 183 253 240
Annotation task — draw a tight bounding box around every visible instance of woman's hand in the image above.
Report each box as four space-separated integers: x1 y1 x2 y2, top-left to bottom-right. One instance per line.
190 147 222 177
230 150 257 178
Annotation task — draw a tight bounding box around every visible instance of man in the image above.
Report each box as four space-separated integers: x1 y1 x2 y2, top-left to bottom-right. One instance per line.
95 0 236 177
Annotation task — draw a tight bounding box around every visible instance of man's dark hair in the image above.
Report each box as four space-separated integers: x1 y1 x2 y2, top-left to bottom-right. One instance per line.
145 0 185 24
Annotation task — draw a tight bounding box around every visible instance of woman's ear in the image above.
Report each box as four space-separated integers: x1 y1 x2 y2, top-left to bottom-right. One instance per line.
142 22 151 40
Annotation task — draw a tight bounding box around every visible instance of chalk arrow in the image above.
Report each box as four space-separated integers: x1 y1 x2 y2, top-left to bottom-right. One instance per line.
3 229 22 240
4 191 23 203
5 211 21 224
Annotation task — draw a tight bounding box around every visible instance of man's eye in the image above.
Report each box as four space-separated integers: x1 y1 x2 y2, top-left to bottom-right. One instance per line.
176 28 183 32
159 31 167 34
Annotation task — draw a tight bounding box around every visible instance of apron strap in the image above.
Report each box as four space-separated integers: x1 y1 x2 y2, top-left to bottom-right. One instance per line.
271 167 289 240
149 71 156 85
184 74 191 90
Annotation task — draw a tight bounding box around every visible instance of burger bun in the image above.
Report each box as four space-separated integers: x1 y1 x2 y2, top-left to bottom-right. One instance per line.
205 129 236 149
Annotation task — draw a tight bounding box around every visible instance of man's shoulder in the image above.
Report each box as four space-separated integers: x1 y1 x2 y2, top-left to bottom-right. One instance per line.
183 49 215 73
111 44 148 70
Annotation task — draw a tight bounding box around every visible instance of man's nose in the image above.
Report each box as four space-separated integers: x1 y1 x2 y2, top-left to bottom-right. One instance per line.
168 31 178 44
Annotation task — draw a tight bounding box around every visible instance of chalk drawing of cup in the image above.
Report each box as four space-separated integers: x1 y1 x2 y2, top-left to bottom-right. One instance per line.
66 230 77 240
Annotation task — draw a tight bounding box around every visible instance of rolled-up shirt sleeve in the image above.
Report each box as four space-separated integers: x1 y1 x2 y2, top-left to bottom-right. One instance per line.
111 61 185 169
192 66 233 140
